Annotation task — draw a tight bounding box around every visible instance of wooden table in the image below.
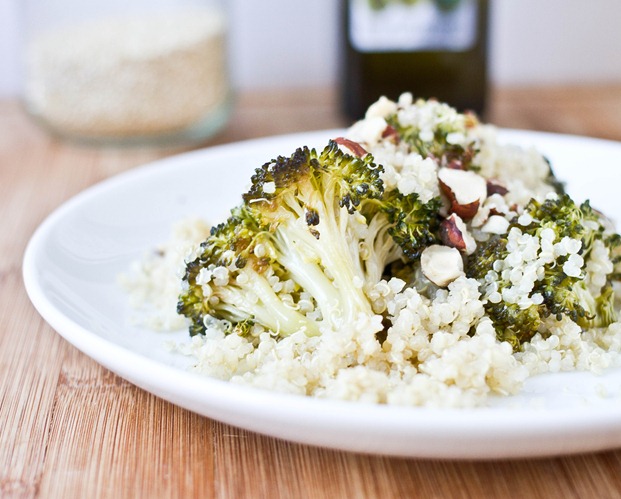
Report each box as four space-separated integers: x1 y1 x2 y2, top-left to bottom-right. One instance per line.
2 86 621 498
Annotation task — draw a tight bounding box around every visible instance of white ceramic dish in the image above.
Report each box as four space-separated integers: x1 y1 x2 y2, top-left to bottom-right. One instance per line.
23 129 621 459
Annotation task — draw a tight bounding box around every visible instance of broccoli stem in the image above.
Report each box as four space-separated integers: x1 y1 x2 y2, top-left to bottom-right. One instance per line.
218 267 320 336
275 213 373 328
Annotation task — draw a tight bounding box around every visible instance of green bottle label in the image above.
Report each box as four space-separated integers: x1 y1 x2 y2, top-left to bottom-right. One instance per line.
349 0 478 53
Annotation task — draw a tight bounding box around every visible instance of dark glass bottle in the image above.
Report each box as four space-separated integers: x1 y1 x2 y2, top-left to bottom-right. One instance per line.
341 0 489 121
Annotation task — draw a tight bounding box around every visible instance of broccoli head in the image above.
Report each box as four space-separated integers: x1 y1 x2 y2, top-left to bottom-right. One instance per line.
178 140 441 338
379 189 442 260
466 193 620 350
177 204 317 337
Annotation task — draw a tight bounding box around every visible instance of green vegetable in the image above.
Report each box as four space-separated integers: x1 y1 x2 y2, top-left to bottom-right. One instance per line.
178 140 441 337
466 194 621 350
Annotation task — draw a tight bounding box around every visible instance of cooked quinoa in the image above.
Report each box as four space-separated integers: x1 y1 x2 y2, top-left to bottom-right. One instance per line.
121 94 621 408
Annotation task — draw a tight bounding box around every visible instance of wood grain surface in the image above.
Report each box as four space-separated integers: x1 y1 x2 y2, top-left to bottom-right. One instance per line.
2 86 621 498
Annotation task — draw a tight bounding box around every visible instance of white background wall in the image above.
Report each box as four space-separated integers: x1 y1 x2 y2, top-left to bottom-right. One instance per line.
2 0 621 96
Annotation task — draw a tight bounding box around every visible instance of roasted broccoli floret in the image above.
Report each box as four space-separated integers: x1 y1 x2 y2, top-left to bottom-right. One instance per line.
178 140 441 337
177 204 318 337
466 193 621 350
378 190 442 261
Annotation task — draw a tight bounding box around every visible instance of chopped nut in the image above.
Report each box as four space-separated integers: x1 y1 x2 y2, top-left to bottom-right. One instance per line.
437 167 487 220
486 179 509 197
446 158 465 170
420 245 465 287
381 125 399 142
334 137 368 157
440 214 477 255
481 215 510 235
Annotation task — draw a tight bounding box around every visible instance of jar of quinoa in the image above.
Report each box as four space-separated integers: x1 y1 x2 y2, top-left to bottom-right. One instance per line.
21 0 231 145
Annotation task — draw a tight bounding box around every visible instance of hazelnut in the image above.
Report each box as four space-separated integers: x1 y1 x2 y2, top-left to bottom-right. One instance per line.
440 214 477 255
481 215 510 235
334 137 368 158
486 179 509 197
420 245 465 287
438 167 487 220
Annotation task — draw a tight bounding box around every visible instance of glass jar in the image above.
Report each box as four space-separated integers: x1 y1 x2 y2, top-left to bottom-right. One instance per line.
21 0 231 145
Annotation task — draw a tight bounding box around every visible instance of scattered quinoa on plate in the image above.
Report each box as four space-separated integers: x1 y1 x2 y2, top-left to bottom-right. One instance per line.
120 94 621 407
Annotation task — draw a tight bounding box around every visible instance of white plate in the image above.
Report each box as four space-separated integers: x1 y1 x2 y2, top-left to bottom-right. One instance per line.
23 129 621 459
